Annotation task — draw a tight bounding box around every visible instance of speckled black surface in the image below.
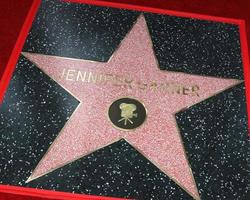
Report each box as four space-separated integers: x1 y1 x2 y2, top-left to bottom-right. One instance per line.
1 0 249 199
23 0 140 62
0 56 79 185
176 83 250 200
145 13 243 79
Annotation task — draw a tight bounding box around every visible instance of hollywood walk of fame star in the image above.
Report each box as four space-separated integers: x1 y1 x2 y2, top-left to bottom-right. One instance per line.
22 15 241 199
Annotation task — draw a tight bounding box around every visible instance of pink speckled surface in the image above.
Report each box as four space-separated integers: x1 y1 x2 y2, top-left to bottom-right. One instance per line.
22 15 241 199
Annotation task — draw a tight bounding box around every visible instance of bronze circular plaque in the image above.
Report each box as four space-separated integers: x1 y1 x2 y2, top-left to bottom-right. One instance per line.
108 97 147 131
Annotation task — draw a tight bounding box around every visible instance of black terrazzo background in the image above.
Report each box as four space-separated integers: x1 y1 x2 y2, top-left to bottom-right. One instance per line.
23 0 140 62
176 83 250 200
1 0 249 199
145 13 243 79
0 56 79 185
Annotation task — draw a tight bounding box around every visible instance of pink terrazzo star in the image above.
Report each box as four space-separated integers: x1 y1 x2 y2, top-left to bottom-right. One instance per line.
22 15 241 199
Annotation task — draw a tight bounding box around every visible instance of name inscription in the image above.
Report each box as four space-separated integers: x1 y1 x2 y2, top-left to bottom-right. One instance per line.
61 69 200 96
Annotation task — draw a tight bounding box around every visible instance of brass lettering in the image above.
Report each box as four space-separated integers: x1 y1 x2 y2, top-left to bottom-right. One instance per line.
98 74 104 83
174 84 181 95
76 71 87 82
137 81 147 90
66 69 75 81
149 82 158 91
192 85 200 96
182 87 190 95
103 74 115 85
124 78 133 89
61 68 66 79
159 83 170 93
87 72 97 83
61 68 201 96
112 75 124 87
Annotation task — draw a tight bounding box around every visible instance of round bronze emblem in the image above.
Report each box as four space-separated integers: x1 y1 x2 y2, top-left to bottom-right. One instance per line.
108 97 147 130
